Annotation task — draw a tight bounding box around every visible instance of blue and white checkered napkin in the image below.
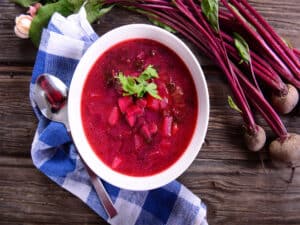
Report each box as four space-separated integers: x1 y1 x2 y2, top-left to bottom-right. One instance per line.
29 7 208 225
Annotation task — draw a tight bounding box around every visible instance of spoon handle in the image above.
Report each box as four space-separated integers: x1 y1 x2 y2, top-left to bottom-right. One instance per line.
84 161 118 218
67 131 117 218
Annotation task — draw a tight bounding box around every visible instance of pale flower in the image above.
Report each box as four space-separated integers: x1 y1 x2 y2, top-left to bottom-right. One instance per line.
14 14 33 39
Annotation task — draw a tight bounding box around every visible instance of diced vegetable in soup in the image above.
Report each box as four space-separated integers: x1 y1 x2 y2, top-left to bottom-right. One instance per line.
81 39 198 176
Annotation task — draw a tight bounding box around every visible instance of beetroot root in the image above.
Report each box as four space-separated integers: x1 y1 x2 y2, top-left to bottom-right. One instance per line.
271 84 299 114
269 133 300 168
244 125 266 152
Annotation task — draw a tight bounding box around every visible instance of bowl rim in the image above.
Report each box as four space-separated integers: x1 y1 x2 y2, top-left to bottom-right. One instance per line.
68 24 210 191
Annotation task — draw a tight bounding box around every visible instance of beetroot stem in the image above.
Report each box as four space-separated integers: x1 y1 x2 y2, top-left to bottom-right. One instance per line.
230 0 300 80
220 0 298 84
233 65 288 137
239 0 300 72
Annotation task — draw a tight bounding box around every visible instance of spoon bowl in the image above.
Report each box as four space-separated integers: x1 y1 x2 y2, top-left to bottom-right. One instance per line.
34 74 69 129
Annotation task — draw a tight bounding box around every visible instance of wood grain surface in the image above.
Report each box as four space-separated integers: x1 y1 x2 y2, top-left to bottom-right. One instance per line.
0 0 299 224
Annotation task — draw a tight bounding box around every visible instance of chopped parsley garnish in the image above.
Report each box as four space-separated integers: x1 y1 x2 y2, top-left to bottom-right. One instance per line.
115 65 162 99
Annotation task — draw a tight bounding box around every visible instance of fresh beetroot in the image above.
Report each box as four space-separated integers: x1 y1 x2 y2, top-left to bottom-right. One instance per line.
269 133 300 168
243 125 266 152
271 84 299 114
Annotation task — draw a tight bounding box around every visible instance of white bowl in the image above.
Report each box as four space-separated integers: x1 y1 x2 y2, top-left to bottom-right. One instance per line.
68 24 209 191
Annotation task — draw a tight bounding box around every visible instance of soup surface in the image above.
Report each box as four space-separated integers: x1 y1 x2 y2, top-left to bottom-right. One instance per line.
81 38 198 176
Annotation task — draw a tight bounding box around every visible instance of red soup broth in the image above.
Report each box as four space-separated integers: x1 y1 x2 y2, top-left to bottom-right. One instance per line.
81 38 198 176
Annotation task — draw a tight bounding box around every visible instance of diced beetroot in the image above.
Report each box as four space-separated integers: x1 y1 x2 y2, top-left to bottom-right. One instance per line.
162 116 173 137
160 97 168 109
158 83 169 97
126 104 144 117
118 96 133 113
140 124 152 142
148 122 158 134
172 122 179 135
111 156 122 169
134 134 144 150
108 107 120 126
125 114 136 127
136 98 147 109
147 95 160 111
135 117 146 129
159 139 171 149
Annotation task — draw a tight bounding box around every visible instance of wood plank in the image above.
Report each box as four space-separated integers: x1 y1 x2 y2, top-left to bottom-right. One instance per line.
1 157 300 225
0 75 36 156
0 163 104 224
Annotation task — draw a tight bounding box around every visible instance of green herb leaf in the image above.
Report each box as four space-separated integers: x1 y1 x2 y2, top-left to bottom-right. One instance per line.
115 65 162 99
145 82 161 99
85 1 114 23
148 17 176 33
138 65 158 81
233 32 250 64
10 0 37 7
201 0 219 31
228 96 242 113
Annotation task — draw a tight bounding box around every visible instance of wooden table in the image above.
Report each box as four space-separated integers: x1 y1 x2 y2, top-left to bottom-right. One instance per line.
1 0 299 224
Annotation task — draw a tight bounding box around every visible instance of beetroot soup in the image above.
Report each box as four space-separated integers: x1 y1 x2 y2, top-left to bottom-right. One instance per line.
81 39 198 176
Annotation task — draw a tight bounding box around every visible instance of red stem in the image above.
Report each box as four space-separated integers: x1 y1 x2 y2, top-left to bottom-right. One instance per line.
294 49 300 58
233 65 288 137
230 0 300 80
175 0 256 130
239 0 300 71
224 40 287 93
220 0 297 84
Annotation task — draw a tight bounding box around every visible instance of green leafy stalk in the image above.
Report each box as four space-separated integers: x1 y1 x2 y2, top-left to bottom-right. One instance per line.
29 0 113 46
233 32 250 64
233 32 262 93
228 96 242 113
10 0 37 7
84 1 114 23
29 0 74 46
201 0 219 31
115 65 162 99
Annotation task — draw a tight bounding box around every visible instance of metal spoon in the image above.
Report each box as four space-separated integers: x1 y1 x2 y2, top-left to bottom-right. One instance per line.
33 73 117 218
